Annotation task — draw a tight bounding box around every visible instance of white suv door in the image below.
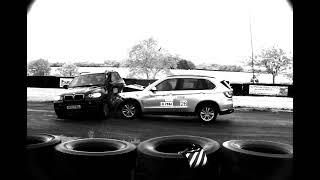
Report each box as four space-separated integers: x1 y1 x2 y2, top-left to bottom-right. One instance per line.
169 78 216 112
141 78 178 113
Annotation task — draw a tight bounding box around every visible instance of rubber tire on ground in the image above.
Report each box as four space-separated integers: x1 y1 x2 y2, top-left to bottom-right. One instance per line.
136 135 221 180
54 138 137 180
220 140 293 180
197 103 218 123
119 100 140 120
27 134 61 180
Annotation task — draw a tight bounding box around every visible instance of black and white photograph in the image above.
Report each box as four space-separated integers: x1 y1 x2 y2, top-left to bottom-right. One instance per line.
27 0 293 179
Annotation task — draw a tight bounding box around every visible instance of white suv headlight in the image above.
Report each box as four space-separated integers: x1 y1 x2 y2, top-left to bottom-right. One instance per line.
88 92 102 98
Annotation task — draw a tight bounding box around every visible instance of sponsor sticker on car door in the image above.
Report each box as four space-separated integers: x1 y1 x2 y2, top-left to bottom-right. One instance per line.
160 101 173 107
179 100 187 107
160 94 174 107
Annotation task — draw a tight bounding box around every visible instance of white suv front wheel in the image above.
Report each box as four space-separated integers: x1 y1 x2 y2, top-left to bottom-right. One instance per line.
120 101 140 120
198 104 218 122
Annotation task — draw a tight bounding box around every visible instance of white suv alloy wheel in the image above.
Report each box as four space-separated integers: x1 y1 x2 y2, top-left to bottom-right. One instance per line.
122 104 136 118
200 107 215 122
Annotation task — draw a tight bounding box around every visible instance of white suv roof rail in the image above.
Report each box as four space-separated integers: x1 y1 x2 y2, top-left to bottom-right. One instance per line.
166 74 216 78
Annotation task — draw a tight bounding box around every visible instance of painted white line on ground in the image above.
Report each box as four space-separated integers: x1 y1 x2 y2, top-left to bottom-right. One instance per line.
27 109 55 113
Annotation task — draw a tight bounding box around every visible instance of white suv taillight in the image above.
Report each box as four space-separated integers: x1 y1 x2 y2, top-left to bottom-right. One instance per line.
223 91 233 98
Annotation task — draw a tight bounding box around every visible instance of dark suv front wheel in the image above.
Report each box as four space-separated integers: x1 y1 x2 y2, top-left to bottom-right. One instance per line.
55 110 66 119
99 103 110 119
197 103 218 122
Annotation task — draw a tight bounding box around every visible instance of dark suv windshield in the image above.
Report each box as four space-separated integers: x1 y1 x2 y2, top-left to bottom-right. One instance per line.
68 73 106 88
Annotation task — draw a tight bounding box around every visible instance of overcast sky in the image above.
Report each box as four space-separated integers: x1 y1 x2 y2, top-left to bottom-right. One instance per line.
27 0 292 65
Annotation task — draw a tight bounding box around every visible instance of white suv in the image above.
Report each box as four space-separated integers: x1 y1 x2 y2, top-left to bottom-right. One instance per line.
117 75 234 122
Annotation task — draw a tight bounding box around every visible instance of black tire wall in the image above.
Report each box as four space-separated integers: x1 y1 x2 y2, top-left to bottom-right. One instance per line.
220 140 293 180
27 134 61 180
54 138 137 180
135 135 221 180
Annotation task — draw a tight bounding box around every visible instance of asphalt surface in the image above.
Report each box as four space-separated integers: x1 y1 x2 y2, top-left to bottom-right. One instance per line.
27 102 293 145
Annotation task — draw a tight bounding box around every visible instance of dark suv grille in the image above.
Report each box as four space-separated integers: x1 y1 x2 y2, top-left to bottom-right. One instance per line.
64 94 84 101
74 94 84 100
64 95 73 101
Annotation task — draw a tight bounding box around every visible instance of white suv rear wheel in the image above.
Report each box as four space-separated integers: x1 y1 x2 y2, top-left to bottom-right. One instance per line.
198 104 218 122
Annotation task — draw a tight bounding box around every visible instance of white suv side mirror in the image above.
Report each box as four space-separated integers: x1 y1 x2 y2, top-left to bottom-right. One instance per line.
150 86 157 92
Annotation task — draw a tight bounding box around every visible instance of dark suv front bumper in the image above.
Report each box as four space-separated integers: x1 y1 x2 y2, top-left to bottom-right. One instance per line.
54 100 104 117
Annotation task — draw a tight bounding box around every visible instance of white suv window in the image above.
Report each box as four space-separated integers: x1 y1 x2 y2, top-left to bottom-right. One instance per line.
205 79 216 89
155 79 178 91
182 79 197 89
177 78 214 90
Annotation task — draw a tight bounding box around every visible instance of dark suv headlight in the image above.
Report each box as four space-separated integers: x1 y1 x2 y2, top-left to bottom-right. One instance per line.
88 92 102 98
53 95 63 101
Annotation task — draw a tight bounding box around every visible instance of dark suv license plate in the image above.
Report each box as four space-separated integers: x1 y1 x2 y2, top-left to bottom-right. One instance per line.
67 105 81 109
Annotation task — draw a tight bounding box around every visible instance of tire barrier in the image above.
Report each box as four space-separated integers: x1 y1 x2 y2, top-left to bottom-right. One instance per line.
135 135 221 180
54 138 137 180
220 140 293 180
26 133 61 180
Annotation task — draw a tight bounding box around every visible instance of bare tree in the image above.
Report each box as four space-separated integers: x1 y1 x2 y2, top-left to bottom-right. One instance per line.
257 46 292 84
27 59 51 76
57 63 79 77
104 60 120 67
177 59 196 70
126 38 176 79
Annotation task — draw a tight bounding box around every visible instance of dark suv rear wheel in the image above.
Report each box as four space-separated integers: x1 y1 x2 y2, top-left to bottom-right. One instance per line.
197 103 218 122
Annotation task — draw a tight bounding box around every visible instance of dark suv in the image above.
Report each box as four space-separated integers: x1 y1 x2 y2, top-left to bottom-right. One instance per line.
53 71 125 119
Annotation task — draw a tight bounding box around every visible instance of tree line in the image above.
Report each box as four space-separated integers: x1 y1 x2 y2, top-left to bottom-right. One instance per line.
27 37 292 84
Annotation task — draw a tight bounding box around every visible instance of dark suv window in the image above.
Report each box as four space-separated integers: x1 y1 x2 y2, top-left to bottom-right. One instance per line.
156 79 178 91
111 72 122 82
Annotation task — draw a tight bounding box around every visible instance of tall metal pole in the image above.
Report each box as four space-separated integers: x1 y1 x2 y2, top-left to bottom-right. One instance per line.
249 13 255 77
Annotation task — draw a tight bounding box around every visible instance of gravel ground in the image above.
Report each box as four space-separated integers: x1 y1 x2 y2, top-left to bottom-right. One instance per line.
27 87 293 112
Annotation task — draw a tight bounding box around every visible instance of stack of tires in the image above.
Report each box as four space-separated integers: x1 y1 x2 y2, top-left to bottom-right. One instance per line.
27 134 61 180
220 140 293 180
54 138 137 180
27 133 293 180
135 135 221 180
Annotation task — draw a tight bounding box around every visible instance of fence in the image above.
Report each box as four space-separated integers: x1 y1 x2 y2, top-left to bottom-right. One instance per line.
26 76 293 97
